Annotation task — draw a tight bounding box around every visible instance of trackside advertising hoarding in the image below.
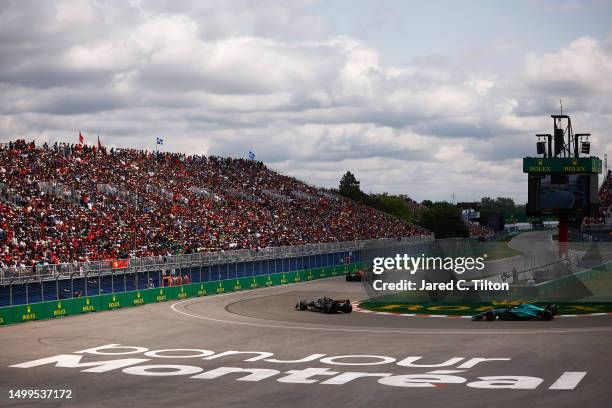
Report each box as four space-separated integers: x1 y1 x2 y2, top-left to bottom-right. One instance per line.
0 264 361 326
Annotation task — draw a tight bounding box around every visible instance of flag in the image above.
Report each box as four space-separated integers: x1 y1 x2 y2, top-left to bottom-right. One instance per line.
156 137 164 145
97 135 102 150
111 259 129 269
79 132 84 145
248 151 256 160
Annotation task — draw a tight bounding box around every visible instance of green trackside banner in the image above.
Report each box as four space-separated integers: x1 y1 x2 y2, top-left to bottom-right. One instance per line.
194 282 222 296
244 277 259 289
176 285 191 300
12 303 45 323
44 299 72 319
522 157 602 173
132 290 148 305
152 287 169 302
192 283 208 296
270 273 282 286
0 263 360 326
279 273 289 285
99 293 123 310
73 296 101 313
0 306 12 325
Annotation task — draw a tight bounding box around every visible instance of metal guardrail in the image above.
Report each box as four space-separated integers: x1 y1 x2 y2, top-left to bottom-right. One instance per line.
0 235 434 285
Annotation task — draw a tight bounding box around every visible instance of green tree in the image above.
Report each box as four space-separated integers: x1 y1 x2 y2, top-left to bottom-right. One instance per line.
421 200 434 208
335 171 419 225
417 202 469 239
367 193 417 223
494 197 516 213
480 196 495 209
480 196 515 213
338 171 362 199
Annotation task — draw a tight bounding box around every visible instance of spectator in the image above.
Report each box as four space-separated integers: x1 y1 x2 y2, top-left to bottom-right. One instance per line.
0 140 429 267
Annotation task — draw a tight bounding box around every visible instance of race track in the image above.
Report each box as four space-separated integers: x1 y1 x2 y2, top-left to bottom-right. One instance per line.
507 229 558 265
1 276 611 408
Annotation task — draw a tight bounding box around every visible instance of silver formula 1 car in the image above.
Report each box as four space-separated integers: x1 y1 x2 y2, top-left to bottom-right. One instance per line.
295 297 352 314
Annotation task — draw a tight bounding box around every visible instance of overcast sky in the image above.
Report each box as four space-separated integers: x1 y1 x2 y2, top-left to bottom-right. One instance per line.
1 0 611 203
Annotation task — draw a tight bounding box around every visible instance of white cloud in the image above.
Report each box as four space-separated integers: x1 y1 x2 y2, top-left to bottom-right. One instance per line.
525 34 612 94
0 1 611 204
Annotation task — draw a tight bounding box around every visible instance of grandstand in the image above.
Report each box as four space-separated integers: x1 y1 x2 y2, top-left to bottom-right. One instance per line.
466 220 495 238
0 139 428 270
580 170 612 240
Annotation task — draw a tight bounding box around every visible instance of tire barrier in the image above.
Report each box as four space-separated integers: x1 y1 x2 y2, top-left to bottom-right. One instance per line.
0 263 362 326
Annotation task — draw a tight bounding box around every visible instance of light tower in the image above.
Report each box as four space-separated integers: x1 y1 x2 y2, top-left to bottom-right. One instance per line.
525 113 601 259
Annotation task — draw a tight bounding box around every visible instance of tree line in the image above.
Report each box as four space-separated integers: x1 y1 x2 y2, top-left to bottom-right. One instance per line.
336 171 515 239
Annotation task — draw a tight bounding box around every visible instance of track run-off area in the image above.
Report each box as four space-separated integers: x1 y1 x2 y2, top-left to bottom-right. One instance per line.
1 273 611 408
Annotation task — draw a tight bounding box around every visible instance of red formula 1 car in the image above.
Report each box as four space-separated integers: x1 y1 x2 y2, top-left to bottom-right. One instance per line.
346 270 368 282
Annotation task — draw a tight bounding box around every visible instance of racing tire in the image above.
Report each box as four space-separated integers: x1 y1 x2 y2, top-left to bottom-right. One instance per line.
485 311 496 321
546 304 558 316
539 310 553 321
298 302 307 311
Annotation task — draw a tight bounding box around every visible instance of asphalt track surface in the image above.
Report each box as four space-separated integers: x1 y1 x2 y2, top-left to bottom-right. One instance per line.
1 232 611 408
1 277 611 408
507 229 558 266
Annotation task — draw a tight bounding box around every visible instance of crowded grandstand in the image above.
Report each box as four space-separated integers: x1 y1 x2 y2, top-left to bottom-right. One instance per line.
466 220 494 238
579 169 612 238
0 140 429 269
597 169 612 216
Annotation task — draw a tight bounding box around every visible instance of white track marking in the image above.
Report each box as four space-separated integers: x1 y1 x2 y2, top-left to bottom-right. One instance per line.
548 372 588 390
170 298 612 335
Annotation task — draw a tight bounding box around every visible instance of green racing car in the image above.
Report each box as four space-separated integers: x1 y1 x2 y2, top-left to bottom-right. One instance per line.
472 303 558 321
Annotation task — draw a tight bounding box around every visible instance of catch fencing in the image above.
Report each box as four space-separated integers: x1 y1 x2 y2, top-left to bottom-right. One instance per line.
0 236 433 310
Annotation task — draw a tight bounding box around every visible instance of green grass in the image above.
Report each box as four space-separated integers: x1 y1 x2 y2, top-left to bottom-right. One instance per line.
480 243 522 261
540 268 612 301
493 233 515 243
359 263 612 315
358 300 612 315
467 233 522 261
419 233 522 262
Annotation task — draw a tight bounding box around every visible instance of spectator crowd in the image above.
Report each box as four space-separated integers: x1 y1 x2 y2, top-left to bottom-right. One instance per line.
581 169 612 227
599 170 612 211
466 221 495 238
0 140 429 268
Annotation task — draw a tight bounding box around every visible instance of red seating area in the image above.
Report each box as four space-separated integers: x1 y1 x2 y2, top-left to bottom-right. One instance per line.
0 140 428 267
